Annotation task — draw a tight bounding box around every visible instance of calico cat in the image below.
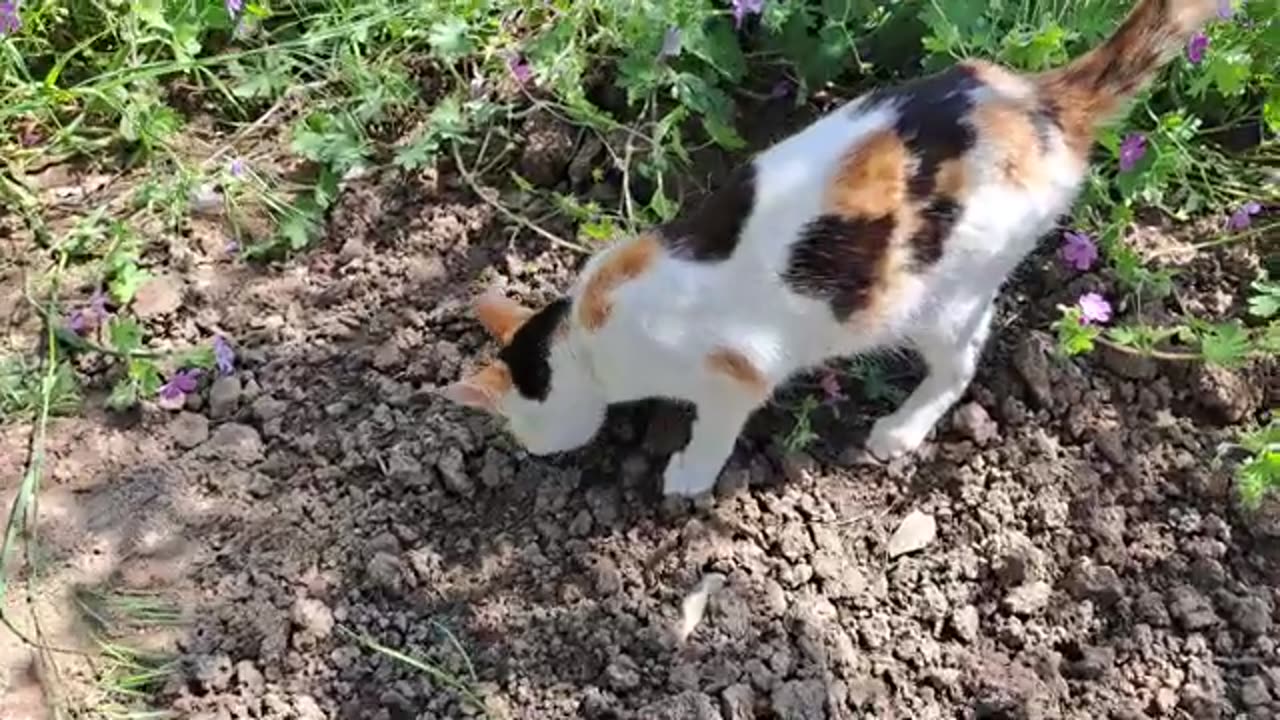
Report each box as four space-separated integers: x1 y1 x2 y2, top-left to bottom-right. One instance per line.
442 0 1221 497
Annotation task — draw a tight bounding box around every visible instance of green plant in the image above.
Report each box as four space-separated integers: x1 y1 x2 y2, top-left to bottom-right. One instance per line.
1235 412 1280 510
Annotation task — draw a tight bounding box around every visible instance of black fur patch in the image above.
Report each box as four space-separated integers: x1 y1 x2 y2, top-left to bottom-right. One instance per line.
865 65 982 265
661 163 758 262
782 214 896 321
497 297 571 401
911 198 960 268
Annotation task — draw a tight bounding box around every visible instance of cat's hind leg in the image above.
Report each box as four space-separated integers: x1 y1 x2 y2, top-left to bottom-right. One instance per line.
866 291 996 460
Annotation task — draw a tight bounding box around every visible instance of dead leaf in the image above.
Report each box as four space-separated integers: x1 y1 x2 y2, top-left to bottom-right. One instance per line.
887 510 936 558
676 572 725 643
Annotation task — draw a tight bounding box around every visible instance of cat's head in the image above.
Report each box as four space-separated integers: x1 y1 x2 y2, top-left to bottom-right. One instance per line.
440 289 606 455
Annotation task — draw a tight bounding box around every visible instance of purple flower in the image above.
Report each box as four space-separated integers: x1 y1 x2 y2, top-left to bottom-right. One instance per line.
66 289 110 334
213 335 235 376
1078 293 1112 325
225 239 240 255
1217 0 1234 19
225 0 242 17
159 369 201 400
658 27 682 60
731 0 764 29
819 369 845 404
1118 133 1146 172
770 78 794 100
1060 230 1098 272
1186 32 1209 64
1227 201 1262 231
507 54 533 85
229 158 246 178
0 0 20 35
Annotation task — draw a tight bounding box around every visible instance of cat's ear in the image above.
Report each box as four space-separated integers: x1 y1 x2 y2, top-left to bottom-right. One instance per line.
475 289 533 345
440 363 512 413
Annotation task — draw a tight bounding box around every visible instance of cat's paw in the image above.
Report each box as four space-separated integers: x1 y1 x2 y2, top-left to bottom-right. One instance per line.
662 452 717 498
865 417 928 461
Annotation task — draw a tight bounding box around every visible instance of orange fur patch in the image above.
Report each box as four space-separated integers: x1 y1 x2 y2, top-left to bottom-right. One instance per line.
476 292 534 345
827 130 909 219
971 103 1044 187
578 234 661 332
472 362 514 395
705 348 768 397
934 158 968 198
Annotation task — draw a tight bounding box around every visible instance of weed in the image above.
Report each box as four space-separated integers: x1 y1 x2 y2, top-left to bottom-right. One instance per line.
340 623 488 716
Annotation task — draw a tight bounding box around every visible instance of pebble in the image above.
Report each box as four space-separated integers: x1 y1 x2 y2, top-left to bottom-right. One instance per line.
170 411 210 449
952 402 999 444
1004 581 1052 616
951 604 980 644
1167 585 1219 631
436 446 474 496
1232 596 1272 636
208 375 242 419
132 274 184 319
203 422 263 465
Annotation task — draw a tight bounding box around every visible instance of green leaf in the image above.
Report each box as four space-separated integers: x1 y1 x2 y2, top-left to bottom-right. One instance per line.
107 379 139 411
127 359 163 396
107 318 144 355
133 0 172 31
1200 322 1251 367
1248 277 1280 318
429 17 474 61
1206 49 1252 97
109 263 149 305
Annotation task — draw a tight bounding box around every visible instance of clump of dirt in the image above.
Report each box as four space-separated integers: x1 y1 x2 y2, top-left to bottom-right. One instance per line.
3 109 1279 720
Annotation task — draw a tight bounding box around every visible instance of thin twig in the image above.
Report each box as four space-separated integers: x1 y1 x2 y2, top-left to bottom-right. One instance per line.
449 143 590 254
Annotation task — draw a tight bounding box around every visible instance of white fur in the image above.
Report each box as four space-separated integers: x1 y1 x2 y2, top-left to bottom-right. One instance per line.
492 86 1087 497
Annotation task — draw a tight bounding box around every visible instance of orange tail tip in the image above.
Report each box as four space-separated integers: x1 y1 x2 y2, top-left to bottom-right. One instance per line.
1039 0 1221 150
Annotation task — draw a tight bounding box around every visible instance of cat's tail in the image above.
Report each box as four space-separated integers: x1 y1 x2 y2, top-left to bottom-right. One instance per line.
1037 0 1219 147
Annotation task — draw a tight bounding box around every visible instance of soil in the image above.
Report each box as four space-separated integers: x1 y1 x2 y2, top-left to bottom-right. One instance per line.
2 97 1279 720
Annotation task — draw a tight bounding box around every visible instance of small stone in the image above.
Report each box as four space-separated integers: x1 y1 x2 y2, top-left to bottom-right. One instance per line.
952 402 998 444
1239 676 1270 707
1136 591 1170 627
366 552 404 593
583 556 620 598
1004 581 1052 616
887 510 936 558
721 683 755 720
1167 585 1219 631
234 660 264 694
207 375 242 420
436 446 474 496
291 597 334 640
1013 334 1053 408
293 695 325 720
1098 343 1157 380
132 274 184 319
638 691 719 720
479 448 513 488
251 395 286 421
771 679 827 720
1065 562 1124 607
569 509 593 536
373 341 403 371
1194 365 1258 424
1062 645 1114 680
191 653 233 692
605 654 641 691
1232 596 1272 636
170 412 209 449
951 605 980 644
203 423 263 465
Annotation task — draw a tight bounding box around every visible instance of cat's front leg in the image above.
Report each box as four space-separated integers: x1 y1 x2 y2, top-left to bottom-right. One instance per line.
662 398 755 497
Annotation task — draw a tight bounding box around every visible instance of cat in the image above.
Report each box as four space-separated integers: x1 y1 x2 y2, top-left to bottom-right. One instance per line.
441 0 1221 497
